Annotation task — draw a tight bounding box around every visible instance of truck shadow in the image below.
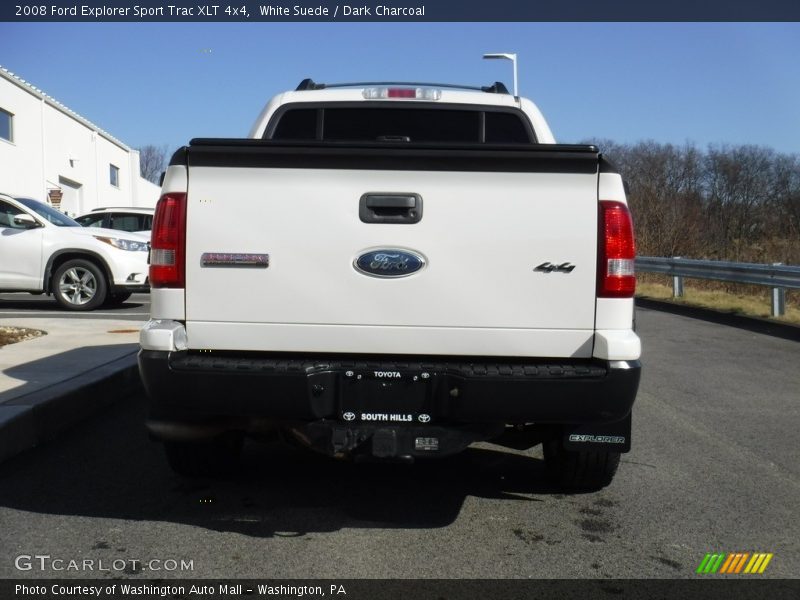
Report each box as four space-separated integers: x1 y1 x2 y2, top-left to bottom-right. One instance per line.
0 396 566 539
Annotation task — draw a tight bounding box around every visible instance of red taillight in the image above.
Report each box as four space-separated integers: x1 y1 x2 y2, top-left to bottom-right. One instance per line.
387 88 417 98
598 200 636 298
362 87 442 100
150 192 186 288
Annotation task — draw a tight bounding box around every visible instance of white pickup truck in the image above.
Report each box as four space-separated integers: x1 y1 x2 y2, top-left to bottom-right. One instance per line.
138 80 641 489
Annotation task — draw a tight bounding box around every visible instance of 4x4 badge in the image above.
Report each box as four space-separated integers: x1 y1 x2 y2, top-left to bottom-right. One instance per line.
534 262 576 273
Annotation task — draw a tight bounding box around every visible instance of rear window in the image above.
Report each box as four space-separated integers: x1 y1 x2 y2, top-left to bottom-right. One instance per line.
269 106 533 144
75 214 106 228
272 108 317 140
110 213 150 232
485 112 532 144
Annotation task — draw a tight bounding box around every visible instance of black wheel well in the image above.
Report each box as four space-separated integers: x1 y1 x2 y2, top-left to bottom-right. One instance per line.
44 251 113 293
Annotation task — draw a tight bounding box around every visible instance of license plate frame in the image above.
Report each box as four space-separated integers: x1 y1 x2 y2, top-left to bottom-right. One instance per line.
338 370 434 425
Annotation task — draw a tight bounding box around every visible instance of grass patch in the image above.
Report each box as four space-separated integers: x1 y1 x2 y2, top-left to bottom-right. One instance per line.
0 326 46 348
636 281 800 325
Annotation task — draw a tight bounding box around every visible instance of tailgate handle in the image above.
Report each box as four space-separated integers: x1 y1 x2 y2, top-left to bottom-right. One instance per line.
360 193 423 224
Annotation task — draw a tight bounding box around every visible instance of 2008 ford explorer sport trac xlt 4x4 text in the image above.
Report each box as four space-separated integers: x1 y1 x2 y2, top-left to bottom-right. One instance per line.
138 79 641 490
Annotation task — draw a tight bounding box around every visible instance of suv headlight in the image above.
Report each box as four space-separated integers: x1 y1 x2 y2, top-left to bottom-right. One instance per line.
94 236 150 252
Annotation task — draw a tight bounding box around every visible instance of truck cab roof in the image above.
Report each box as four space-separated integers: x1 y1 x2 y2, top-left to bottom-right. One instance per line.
247 81 556 143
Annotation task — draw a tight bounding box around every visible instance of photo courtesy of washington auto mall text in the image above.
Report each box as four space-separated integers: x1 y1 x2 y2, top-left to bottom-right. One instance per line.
14 582 347 597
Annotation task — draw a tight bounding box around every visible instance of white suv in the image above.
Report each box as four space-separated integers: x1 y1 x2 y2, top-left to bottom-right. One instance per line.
75 207 154 235
0 194 150 310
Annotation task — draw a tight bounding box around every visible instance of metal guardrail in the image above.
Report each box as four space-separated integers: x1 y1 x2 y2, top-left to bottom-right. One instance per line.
635 256 800 317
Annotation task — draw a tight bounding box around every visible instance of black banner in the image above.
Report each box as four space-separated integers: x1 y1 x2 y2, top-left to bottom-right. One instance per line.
2 579 800 600
3 0 800 22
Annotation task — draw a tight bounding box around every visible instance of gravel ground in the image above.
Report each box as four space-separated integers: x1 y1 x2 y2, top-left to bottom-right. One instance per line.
0 326 46 348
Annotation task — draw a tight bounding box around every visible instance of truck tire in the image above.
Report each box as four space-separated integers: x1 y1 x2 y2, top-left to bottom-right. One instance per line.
163 434 243 477
543 439 620 491
52 259 107 311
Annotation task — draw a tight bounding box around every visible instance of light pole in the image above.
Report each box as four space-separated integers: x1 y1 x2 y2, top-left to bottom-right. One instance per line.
482 53 518 97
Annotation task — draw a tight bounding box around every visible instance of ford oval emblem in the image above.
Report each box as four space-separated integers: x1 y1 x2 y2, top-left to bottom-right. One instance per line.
354 249 426 278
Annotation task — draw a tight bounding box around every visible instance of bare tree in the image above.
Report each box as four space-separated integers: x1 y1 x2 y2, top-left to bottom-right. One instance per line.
590 140 705 258
138 144 169 184
558 139 800 266
703 145 778 260
770 153 800 240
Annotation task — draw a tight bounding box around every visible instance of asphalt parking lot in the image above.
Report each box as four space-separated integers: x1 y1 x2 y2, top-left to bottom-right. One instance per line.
0 292 150 320
0 305 797 581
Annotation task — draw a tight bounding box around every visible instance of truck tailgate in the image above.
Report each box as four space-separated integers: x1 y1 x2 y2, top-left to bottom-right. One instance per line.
182 144 599 358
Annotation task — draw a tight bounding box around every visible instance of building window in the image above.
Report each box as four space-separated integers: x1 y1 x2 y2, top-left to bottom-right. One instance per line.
110 164 120 187
0 108 13 142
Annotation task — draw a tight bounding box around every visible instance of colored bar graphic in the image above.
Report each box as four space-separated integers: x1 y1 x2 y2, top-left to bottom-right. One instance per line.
727 553 739 573
697 553 713 574
719 553 735 574
745 554 762 574
698 552 774 575
719 554 735 573
710 554 726 573
734 553 750 573
758 554 774 573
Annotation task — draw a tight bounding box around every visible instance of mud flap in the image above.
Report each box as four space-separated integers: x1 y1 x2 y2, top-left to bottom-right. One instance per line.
562 413 632 453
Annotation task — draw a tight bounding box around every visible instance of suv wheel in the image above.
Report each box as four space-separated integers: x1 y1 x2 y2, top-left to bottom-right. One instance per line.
163 434 244 478
543 439 620 491
52 259 107 311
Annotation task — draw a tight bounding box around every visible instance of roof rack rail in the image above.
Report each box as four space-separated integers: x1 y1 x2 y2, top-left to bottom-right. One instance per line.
295 79 510 94
91 206 154 211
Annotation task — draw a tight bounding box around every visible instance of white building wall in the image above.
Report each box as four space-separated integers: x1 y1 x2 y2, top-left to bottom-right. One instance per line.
0 67 159 215
0 80 45 199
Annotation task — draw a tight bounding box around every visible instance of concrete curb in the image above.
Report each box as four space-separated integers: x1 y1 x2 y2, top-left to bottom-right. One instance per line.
0 352 143 464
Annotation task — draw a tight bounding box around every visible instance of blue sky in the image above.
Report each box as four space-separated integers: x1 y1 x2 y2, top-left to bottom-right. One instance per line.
1 22 799 155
